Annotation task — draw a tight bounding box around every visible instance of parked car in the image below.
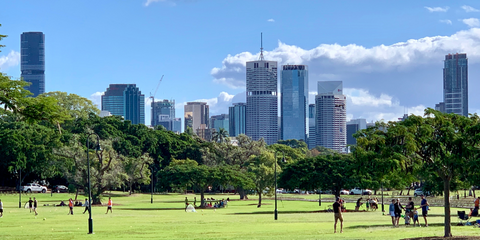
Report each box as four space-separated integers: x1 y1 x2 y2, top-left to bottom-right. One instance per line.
52 185 68 193
350 187 372 195
22 183 47 193
340 189 350 195
414 188 430 197
276 188 286 194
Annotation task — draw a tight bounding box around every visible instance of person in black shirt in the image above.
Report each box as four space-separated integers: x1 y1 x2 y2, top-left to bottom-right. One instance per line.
394 198 404 227
355 197 363 211
28 198 33 213
405 197 414 219
333 197 343 233
33 197 38 216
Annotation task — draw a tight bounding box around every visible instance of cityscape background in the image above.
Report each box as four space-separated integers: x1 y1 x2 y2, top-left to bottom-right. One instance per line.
2 0 480 136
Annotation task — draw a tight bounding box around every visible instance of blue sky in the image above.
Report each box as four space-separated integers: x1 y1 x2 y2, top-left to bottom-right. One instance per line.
2 0 480 127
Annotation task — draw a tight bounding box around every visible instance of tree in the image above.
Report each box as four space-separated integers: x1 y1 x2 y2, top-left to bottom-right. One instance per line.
356 109 480 237
211 128 229 143
123 153 153 195
40 91 100 119
246 151 278 207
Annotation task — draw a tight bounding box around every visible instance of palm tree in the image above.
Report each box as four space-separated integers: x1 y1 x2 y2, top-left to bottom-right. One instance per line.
211 128 229 143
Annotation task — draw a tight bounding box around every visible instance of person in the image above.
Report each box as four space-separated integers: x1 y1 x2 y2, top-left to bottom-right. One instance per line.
57 201 66 207
194 197 197 207
472 196 480 217
83 198 89 214
355 197 363 211
420 195 429 227
68 198 74 215
405 197 415 219
333 197 343 233
413 208 420 227
28 198 33 213
404 214 410 225
365 196 370 211
185 197 189 208
389 199 396 226
394 198 404 227
33 197 38 216
106 197 112 214
0 199 3 218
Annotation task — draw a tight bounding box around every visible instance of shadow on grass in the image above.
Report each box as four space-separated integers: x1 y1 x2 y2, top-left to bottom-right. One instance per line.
347 222 463 229
117 207 186 211
230 210 326 215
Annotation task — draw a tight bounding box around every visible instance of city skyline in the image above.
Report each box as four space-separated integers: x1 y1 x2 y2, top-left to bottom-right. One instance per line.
3 1 480 129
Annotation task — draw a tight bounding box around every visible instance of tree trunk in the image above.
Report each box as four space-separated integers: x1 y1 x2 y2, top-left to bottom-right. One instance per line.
238 187 247 200
407 187 411 196
444 179 452 237
474 189 476 199
200 191 205 208
258 192 262 207
74 187 79 201
129 182 133 195
399 190 403 195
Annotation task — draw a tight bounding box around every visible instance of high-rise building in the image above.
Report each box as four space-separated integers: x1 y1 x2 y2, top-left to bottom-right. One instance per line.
346 119 367 145
315 81 347 152
157 115 181 133
435 102 445 113
196 124 213 141
151 99 175 126
308 104 316 149
21 32 45 97
229 103 246 137
101 84 145 125
443 53 468 116
210 114 229 134
184 102 209 132
281 65 308 141
245 39 278 145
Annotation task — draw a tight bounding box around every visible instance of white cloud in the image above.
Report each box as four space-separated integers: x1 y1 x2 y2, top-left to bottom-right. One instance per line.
439 19 452 25
462 5 480 12
0 50 20 71
144 0 167 6
424 6 449 12
267 19 275 22
89 92 103 109
462 18 480 27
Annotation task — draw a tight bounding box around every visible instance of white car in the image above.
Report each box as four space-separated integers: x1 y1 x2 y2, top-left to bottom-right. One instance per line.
350 187 373 195
414 188 430 197
340 189 350 195
22 183 47 193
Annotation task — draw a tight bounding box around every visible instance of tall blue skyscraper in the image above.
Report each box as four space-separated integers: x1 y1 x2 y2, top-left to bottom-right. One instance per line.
308 104 316 149
229 103 246 137
102 84 145 125
443 53 468 116
281 65 308 141
151 99 175 127
21 32 45 97
210 114 229 134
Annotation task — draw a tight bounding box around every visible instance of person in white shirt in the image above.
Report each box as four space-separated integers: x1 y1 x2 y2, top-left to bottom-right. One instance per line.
83 198 89 214
0 199 3 217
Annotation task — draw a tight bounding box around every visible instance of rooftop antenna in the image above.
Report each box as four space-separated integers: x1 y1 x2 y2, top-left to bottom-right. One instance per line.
259 32 265 61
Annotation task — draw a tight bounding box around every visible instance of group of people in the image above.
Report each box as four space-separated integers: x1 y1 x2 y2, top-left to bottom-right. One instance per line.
389 195 429 227
27 197 39 216
185 197 229 209
355 196 379 211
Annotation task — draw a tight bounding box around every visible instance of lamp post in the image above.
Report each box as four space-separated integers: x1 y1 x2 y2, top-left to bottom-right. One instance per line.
17 168 22 208
86 132 101 234
274 151 285 220
381 181 384 212
151 166 154 204
319 189 321 206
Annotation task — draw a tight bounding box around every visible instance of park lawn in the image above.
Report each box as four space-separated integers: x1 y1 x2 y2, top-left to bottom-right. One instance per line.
0 192 479 240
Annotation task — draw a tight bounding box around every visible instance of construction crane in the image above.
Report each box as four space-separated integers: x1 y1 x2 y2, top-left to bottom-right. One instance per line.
150 75 164 126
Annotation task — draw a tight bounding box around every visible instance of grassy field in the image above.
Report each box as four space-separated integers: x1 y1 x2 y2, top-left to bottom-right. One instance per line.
0 191 479 239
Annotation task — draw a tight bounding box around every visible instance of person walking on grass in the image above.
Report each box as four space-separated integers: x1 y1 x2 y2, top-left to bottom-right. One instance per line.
28 198 33 213
106 197 112 214
68 198 74 215
0 199 3 218
389 199 396 226
333 197 343 233
33 197 38 216
83 198 89 214
420 195 429 227
394 198 404 227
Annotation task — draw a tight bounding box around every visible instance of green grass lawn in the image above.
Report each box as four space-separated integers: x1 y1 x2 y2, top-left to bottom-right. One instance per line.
0 192 479 239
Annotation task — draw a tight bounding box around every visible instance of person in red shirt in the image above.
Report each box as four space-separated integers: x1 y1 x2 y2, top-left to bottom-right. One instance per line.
105 197 113 214
68 198 74 215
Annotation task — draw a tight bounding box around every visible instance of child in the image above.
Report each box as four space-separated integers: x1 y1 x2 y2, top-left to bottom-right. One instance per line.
404 214 411 226
413 208 420 227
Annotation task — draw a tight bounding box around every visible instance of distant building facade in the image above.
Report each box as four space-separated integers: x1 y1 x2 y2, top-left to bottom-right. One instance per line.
196 124 213 141
210 114 229 134
346 119 367 145
229 103 246 137
308 104 316 149
21 32 45 97
151 99 175 127
281 65 308 141
184 102 209 132
101 84 145 124
435 102 445 113
157 115 181 133
245 59 278 145
443 53 468 116
315 81 347 152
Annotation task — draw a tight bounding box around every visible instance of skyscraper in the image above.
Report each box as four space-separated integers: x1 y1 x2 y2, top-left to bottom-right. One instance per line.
210 114 229 134
21 32 45 97
346 119 367 145
101 84 145 124
151 99 175 126
315 81 347 152
184 102 209 132
443 53 468 116
245 37 278 145
281 65 308 141
308 104 316 149
229 103 246 137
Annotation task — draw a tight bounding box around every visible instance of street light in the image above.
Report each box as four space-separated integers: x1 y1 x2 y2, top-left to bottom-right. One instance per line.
381 181 384 212
151 166 154 204
274 151 285 220
16 168 22 208
86 132 101 234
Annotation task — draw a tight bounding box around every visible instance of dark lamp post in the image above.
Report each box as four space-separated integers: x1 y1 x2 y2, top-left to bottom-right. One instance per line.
151 166 154 204
86 132 101 234
381 181 385 212
17 168 22 208
274 151 285 220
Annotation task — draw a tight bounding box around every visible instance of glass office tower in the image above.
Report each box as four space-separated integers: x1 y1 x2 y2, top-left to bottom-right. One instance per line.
21 32 45 97
102 84 145 125
229 103 246 137
443 53 468 116
281 65 308 141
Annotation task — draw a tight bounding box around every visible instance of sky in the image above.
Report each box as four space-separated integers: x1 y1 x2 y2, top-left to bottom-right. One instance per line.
1 0 480 129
